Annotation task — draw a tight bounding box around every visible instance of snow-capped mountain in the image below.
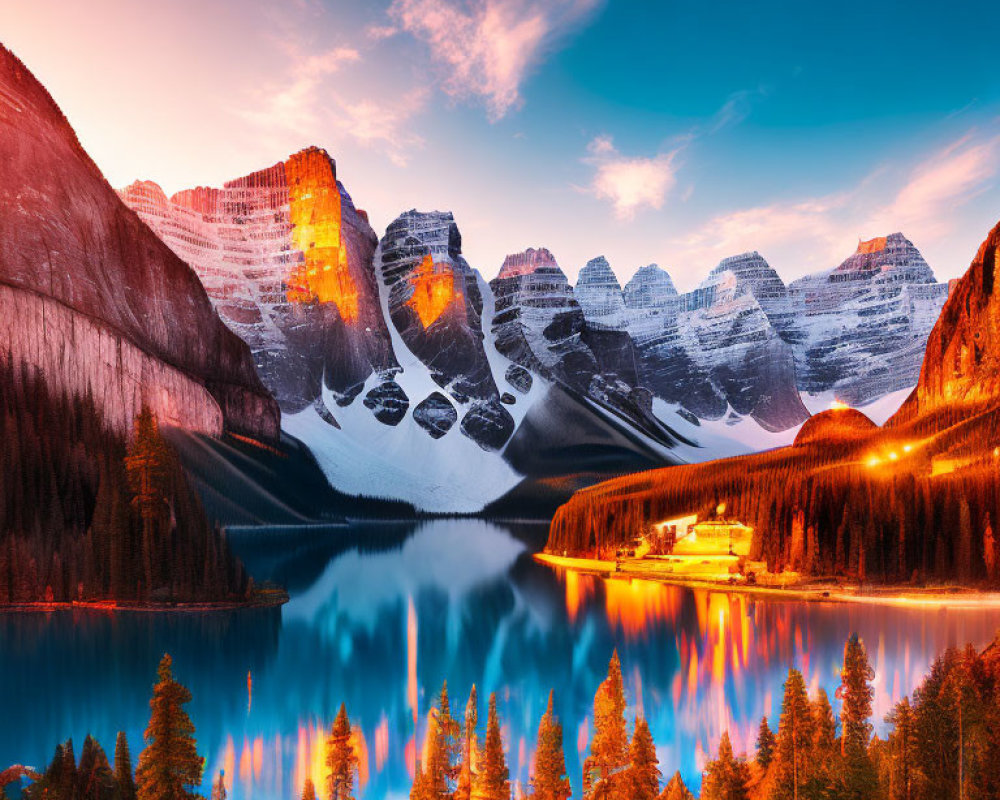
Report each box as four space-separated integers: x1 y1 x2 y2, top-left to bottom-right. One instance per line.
788 233 949 403
120 144 949 512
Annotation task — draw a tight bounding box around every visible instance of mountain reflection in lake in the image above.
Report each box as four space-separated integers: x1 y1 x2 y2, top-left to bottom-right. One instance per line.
3 519 1000 799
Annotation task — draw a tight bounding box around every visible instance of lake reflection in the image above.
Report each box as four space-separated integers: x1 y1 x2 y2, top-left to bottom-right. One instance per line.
3 519 1000 799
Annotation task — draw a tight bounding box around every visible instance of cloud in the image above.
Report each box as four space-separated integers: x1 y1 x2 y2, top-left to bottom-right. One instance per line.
708 87 769 134
388 0 600 119
875 132 1000 238
584 136 681 219
664 128 1000 280
239 41 426 166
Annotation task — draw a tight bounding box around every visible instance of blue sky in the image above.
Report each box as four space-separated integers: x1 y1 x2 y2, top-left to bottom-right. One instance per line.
3 0 999 288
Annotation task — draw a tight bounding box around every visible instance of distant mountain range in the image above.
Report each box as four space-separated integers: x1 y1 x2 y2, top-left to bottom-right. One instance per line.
119 153 949 510
0 42 955 515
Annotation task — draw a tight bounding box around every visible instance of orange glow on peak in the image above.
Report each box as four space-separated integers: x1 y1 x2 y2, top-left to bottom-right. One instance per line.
407 255 461 328
829 399 849 410
285 151 360 322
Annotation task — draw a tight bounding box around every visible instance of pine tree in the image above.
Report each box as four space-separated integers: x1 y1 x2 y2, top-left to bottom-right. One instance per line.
625 717 659 800
811 689 837 754
77 735 115 800
584 650 628 799
755 717 776 769
210 772 226 800
838 635 877 799
480 694 509 800
325 704 358 800
456 685 479 800
885 698 917 800
114 732 136 800
772 668 814 800
701 731 749 800
421 682 460 799
657 771 693 800
530 691 570 800
136 654 202 800
301 778 317 800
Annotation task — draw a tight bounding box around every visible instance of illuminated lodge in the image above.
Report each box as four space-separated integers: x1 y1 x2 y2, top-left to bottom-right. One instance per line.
650 513 754 558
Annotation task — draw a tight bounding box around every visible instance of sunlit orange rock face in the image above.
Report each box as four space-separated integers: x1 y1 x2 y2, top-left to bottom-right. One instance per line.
899 218 1000 419
856 236 888 255
407 254 462 328
285 149 360 322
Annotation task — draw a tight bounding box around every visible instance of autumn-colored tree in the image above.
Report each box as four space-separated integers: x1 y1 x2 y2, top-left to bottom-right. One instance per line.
455 685 479 800
885 698 917 800
325 704 358 800
755 718 776 769
301 778 317 800
530 691 570 800
624 718 659 800
657 771 693 800
426 682 461 799
136 654 202 800
811 689 837 754
124 408 170 593
114 732 136 800
77 735 115 800
701 731 749 800
479 694 509 800
771 668 814 800
210 772 226 800
838 634 877 799
584 650 628 799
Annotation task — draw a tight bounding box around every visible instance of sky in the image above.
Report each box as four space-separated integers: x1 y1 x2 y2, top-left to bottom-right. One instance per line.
2 0 999 289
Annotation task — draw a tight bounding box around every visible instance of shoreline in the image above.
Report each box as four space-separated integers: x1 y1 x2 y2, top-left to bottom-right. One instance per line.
0 589 289 614
534 553 1000 608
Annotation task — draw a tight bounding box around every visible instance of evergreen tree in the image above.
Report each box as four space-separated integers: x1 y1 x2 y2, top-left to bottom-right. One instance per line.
771 668 814 800
136 654 202 800
301 778 317 800
701 731 749 800
210 772 226 800
838 635 877 799
421 682 460 799
584 650 628 799
625 718 659 800
755 718 776 769
480 694 509 800
455 685 479 800
114 732 136 800
885 698 917 800
811 689 837 754
657 772 693 800
325 704 358 800
77 735 115 800
530 691 570 800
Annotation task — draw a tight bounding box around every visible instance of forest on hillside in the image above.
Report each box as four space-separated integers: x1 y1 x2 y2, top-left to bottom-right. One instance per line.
547 404 1000 584
0 356 249 604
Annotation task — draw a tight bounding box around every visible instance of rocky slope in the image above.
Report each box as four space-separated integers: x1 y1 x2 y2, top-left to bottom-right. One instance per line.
789 233 949 404
0 44 277 440
895 221 1000 420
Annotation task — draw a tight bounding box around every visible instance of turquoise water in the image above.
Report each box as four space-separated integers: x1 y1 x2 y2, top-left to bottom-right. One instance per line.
2 519 999 799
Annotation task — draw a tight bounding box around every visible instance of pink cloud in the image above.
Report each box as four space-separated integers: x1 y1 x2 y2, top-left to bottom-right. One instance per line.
388 0 600 119
584 136 681 219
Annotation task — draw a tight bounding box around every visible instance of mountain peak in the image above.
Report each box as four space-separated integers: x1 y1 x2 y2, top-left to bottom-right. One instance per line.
498 247 560 279
623 264 678 310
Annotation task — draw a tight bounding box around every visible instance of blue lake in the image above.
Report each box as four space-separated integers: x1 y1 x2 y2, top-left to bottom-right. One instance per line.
2 519 1000 799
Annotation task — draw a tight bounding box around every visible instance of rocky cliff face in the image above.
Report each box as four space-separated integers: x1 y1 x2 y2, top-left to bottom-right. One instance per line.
678 256 808 430
490 247 601 389
788 233 948 404
0 44 278 440
898 221 1000 418
121 147 397 413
